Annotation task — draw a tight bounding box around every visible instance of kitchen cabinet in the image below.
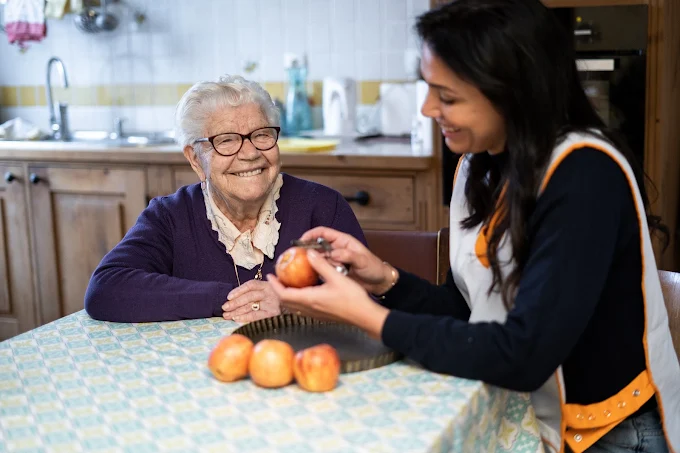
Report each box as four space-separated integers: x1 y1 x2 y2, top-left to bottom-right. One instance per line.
29 165 146 325
0 165 36 340
153 166 437 232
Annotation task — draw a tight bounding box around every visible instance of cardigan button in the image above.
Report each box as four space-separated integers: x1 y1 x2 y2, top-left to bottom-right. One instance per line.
633 389 640 397
574 434 583 443
618 401 627 409
576 414 584 420
588 414 596 421
604 410 611 417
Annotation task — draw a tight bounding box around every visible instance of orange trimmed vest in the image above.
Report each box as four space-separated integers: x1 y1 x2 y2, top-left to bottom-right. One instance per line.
448 132 680 453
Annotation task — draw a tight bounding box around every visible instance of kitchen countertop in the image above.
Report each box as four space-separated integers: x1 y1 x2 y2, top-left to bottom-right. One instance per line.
0 138 434 170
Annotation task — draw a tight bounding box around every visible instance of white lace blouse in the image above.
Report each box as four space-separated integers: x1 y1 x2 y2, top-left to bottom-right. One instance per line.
201 174 283 269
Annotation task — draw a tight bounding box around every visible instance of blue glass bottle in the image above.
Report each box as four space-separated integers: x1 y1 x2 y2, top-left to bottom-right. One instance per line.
284 57 312 136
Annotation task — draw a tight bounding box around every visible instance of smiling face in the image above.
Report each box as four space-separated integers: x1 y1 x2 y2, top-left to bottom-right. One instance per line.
185 102 281 209
419 44 506 155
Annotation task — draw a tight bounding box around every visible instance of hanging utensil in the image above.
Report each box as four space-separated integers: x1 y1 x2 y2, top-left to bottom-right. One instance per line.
73 3 99 34
95 0 118 31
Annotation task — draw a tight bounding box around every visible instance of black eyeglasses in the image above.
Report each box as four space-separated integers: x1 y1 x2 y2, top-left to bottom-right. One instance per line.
194 126 281 156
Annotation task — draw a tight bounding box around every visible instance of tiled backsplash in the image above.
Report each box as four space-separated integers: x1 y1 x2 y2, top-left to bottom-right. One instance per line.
0 0 429 133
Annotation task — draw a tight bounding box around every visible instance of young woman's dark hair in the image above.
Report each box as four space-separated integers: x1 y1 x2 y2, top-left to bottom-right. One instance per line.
416 0 667 308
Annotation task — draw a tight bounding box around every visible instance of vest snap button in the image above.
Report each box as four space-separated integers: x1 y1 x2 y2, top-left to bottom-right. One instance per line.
633 389 640 397
574 434 583 442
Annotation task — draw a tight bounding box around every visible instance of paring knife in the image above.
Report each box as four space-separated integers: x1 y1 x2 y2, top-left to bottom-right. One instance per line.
290 238 350 275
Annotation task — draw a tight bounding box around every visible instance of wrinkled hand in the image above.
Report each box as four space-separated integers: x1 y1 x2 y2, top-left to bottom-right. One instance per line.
299 227 396 295
267 249 389 339
223 280 281 324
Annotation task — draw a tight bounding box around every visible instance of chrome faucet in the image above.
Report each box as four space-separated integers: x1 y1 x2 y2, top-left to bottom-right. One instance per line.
46 57 70 140
110 117 125 140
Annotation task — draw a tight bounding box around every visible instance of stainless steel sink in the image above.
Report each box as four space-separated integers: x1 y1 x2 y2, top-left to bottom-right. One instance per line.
0 130 177 150
65 130 177 147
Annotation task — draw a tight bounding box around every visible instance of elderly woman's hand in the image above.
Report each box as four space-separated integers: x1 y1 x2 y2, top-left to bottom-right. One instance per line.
299 227 397 296
223 280 281 323
267 249 389 339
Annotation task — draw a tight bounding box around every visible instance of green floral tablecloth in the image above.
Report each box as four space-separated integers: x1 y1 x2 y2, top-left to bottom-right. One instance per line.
0 311 544 452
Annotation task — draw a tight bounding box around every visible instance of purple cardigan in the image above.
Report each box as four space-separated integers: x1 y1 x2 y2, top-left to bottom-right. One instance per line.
84 173 366 322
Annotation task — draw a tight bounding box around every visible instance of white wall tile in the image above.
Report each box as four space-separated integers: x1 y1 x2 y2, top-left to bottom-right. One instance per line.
308 53 332 81
331 21 355 54
356 0 380 20
0 0 428 130
407 0 430 19
355 18 381 53
382 22 408 51
383 0 407 21
331 53 357 79
382 51 408 80
356 52 382 80
260 54 286 82
332 0 355 23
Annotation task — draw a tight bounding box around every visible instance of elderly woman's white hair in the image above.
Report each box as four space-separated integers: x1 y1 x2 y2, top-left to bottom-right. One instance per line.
174 75 280 149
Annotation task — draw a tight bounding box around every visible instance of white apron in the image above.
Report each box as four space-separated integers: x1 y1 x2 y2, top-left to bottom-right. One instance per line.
448 131 680 453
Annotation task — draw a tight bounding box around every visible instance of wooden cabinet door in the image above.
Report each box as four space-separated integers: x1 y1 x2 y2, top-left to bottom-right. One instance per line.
29 165 146 324
0 164 36 340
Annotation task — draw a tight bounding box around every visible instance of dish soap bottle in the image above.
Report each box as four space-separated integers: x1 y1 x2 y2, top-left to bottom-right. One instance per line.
284 54 312 136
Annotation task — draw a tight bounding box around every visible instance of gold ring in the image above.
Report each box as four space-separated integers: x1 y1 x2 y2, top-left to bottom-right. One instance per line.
295 310 302 316
251 303 260 311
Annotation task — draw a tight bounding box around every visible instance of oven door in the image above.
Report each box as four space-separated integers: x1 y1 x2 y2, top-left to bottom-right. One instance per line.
577 53 647 168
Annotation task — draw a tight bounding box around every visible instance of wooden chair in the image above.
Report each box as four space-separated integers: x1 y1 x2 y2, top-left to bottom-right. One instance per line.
364 227 449 285
658 270 680 361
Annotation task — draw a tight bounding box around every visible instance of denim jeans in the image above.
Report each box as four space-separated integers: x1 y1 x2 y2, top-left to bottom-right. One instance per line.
584 409 669 453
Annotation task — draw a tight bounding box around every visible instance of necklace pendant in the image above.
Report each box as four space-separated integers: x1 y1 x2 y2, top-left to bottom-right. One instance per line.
255 268 262 280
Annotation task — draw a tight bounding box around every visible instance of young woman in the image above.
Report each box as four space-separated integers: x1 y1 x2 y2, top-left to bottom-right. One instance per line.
268 1 680 452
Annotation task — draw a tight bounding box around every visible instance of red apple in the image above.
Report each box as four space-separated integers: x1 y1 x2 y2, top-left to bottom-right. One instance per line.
275 246 319 288
293 343 341 392
208 334 254 382
248 339 295 388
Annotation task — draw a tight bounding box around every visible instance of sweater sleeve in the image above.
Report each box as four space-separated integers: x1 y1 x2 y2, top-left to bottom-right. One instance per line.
380 269 471 320
381 148 632 392
84 197 233 323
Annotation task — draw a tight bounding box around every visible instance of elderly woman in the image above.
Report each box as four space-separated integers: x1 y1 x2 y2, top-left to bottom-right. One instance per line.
84 75 365 324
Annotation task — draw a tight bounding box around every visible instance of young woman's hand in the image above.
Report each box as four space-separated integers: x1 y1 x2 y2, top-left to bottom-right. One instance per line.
299 227 398 296
267 249 389 339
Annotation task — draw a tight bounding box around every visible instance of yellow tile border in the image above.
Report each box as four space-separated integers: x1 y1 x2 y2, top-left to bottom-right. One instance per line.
0 86 19 107
18 86 38 107
0 80 405 108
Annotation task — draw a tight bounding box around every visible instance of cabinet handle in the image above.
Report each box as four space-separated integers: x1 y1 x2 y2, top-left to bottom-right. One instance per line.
343 190 370 206
4 172 16 183
29 173 42 184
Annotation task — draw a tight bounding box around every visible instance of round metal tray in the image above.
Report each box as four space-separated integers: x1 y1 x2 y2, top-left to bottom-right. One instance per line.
233 314 402 373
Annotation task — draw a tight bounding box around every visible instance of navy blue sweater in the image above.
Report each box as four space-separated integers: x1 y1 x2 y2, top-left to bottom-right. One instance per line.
380 148 653 411
84 173 366 323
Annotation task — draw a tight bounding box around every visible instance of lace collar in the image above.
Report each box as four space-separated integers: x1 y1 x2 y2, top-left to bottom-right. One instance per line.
202 174 283 269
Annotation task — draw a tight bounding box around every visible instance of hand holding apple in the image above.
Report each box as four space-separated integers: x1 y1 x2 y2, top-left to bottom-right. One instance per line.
294 344 341 392
208 334 254 382
296 227 396 295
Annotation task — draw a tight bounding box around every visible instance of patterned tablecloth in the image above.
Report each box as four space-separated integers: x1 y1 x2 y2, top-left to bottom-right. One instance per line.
0 311 545 453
